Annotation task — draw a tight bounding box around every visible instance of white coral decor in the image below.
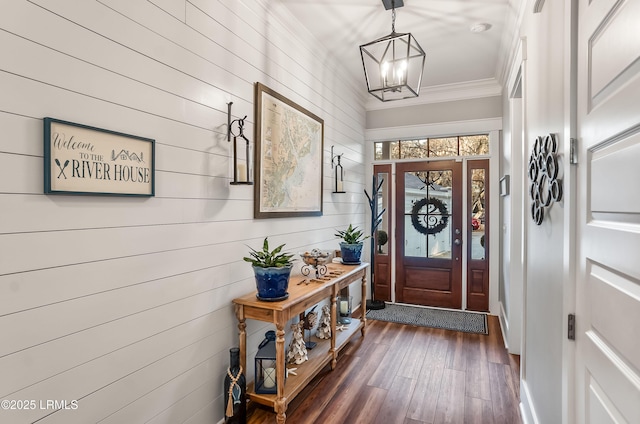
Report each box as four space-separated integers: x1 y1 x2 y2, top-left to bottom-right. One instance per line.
286 322 308 364
316 304 331 340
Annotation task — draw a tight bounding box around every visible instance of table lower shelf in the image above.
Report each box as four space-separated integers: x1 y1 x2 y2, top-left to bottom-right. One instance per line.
247 318 363 408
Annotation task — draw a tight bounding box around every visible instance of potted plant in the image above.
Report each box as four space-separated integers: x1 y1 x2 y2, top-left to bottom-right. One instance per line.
244 238 294 301
334 224 369 265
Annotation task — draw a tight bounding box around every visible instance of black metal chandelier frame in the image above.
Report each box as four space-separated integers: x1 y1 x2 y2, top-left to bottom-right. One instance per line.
359 0 426 102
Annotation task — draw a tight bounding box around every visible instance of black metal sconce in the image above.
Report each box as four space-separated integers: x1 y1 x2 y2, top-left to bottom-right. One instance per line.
331 145 345 193
227 102 252 185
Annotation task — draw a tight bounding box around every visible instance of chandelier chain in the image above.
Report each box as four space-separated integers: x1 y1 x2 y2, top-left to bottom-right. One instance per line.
391 6 396 33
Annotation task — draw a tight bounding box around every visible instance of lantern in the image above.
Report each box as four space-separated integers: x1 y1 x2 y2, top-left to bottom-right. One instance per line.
338 295 353 325
254 330 283 394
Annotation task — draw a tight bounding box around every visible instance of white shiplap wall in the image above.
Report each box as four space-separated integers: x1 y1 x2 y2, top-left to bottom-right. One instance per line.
0 1 366 423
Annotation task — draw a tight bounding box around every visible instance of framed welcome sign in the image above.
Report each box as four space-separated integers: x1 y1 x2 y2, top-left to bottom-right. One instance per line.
44 118 155 196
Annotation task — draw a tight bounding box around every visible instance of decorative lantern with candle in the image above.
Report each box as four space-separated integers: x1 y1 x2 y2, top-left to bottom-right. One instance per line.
254 330 283 394
227 102 253 185
331 145 345 193
338 295 352 325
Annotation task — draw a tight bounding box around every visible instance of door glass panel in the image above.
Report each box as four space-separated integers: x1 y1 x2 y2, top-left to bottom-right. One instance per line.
471 168 486 260
404 170 453 259
375 172 389 255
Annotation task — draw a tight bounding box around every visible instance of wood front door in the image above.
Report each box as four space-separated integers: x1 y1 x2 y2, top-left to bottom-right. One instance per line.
575 0 640 421
395 160 463 308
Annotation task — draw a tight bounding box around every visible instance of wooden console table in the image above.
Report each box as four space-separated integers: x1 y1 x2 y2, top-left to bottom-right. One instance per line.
232 262 368 424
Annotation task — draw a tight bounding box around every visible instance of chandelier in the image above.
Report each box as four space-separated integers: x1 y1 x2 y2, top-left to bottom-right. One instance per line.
359 0 426 102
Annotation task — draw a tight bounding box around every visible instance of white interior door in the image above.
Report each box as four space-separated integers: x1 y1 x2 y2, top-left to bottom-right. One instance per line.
576 0 640 422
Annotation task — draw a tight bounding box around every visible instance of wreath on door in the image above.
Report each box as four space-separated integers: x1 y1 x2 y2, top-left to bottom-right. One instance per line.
410 197 449 235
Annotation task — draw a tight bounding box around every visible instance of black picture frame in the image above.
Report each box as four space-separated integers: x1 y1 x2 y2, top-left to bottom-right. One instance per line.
44 117 155 197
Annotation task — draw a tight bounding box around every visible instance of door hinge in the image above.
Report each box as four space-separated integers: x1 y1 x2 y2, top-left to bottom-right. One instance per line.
568 313 576 340
570 138 578 165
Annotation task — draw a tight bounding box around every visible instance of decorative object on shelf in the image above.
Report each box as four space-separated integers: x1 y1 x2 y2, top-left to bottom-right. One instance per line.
286 367 297 377
359 0 426 102
254 82 324 218
227 102 252 185
316 304 332 339
338 296 353 325
528 134 563 225
365 175 387 310
410 197 449 235
331 145 346 193
335 224 369 265
301 306 318 349
255 331 282 394
43 117 155 197
336 324 348 332
300 249 330 279
224 347 246 424
244 238 294 301
286 322 308 365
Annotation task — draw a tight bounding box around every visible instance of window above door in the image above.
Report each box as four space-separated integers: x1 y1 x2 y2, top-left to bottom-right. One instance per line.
374 134 489 160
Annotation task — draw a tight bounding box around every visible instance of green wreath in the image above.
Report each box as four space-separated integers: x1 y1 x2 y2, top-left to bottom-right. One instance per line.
411 197 449 235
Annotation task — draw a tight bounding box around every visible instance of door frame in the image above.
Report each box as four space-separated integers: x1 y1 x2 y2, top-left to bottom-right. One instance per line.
366 130 502 314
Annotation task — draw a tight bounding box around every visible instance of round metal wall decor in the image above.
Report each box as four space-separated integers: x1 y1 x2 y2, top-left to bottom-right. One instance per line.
411 197 449 235
528 134 563 225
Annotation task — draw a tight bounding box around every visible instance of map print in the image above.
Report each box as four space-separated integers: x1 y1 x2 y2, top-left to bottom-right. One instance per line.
259 92 322 213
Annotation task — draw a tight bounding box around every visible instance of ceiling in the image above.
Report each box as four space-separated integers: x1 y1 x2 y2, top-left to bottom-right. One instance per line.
274 0 517 104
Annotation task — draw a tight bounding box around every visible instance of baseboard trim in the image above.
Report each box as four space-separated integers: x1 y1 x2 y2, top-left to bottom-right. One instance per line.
520 379 540 424
498 301 509 351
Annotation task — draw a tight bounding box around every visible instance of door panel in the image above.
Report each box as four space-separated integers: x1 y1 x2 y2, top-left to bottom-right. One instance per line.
395 161 462 308
576 0 640 421
467 160 489 311
373 165 392 302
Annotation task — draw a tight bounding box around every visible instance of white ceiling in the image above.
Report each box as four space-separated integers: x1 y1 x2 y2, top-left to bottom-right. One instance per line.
274 0 517 104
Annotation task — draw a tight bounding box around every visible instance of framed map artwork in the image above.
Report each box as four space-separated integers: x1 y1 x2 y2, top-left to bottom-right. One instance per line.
254 82 324 218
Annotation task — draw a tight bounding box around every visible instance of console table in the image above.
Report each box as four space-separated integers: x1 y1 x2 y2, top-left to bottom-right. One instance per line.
232 262 368 424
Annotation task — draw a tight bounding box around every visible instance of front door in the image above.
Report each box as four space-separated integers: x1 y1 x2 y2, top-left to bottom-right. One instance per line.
575 0 640 421
395 160 463 308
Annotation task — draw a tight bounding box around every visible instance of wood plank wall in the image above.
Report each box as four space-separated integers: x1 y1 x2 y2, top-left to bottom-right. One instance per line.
0 1 366 423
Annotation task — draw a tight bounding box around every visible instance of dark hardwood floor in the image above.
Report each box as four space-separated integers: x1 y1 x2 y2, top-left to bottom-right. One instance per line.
247 315 521 424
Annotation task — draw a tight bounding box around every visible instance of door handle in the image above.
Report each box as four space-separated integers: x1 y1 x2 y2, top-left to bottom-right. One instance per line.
454 238 461 246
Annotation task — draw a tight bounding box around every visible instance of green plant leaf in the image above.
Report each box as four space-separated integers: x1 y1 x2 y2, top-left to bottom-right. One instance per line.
245 237 294 268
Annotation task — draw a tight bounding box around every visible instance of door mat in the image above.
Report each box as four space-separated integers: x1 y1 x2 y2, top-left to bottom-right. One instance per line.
366 303 488 335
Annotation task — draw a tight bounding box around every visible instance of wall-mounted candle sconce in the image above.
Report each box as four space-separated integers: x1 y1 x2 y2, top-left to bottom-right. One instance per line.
331 145 345 193
227 102 252 185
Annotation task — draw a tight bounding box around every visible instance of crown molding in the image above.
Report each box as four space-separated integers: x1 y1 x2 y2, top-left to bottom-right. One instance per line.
365 78 503 111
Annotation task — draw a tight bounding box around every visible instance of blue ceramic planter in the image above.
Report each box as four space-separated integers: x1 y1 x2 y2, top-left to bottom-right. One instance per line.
253 266 292 301
339 242 363 265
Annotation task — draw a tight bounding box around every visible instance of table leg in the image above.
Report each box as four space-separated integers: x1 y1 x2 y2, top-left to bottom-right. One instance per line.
330 292 337 369
275 397 287 424
361 271 367 336
275 319 287 423
234 304 247 372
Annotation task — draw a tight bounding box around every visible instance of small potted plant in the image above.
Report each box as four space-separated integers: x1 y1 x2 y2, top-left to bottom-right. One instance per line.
244 238 294 301
334 224 369 265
